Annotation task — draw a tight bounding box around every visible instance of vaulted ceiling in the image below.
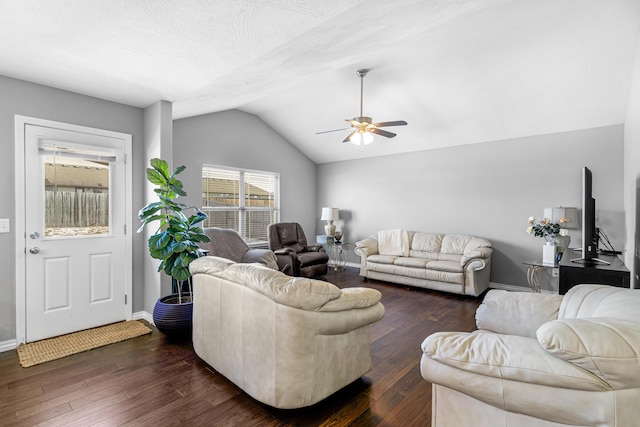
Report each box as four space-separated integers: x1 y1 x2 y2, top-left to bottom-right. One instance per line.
1 0 638 163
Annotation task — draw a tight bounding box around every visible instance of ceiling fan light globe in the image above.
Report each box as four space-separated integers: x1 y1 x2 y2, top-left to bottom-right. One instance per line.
349 131 374 147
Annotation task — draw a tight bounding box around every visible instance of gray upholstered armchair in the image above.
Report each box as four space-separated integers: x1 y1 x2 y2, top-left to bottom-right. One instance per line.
200 227 278 270
267 222 329 277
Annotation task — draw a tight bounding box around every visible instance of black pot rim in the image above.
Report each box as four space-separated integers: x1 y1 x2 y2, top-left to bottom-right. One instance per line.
158 293 192 305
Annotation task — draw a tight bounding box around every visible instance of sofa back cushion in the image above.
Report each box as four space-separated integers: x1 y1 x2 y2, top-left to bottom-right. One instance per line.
190 256 341 310
537 285 640 389
408 232 443 259
559 284 640 322
440 234 472 255
410 233 443 251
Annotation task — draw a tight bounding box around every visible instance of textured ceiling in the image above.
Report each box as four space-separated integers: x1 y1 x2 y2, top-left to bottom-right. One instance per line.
1 0 638 163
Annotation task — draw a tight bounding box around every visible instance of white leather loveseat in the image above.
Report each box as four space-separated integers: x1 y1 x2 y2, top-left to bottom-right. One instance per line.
355 230 492 296
421 285 640 427
189 256 385 409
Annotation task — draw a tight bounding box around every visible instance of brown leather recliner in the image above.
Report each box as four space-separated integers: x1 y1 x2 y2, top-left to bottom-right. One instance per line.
267 222 329 277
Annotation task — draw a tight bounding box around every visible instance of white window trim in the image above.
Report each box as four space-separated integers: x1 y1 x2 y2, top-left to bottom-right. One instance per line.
202 164 280 245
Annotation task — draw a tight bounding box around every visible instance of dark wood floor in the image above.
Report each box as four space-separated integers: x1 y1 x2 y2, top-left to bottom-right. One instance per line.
0 267 482 426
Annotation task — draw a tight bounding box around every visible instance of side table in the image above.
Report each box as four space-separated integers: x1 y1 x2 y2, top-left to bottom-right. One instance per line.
325 242 351 271
523 260 558 293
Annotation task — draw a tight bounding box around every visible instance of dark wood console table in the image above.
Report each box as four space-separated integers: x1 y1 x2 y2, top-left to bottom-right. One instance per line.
558 251 630 295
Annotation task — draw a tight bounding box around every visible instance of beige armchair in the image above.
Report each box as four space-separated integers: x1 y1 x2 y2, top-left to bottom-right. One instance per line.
190 256 385 409
421 284 640 427
267 222 329 277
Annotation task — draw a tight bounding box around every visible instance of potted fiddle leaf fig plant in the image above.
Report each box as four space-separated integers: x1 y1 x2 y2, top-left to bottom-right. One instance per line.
138 158 210 336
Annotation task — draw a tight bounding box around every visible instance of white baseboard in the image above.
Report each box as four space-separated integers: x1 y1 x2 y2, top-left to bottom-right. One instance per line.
133 310 154 325
0 339 17 353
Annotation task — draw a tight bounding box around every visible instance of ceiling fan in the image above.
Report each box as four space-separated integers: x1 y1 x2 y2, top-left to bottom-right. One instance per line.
316 68 407 150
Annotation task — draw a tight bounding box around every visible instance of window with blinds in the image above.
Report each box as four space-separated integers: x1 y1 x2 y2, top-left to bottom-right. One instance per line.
202 164 279 246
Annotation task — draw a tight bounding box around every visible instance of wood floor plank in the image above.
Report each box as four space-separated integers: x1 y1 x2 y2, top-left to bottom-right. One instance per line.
0 267 482 426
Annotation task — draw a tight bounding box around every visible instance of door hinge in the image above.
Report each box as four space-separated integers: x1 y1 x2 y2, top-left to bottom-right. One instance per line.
125 295 128 305
124 224 127 235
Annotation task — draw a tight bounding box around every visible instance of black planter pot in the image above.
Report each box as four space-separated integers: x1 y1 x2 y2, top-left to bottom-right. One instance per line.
153 293 193 337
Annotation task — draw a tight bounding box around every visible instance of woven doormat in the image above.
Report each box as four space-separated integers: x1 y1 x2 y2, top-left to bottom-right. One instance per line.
17 320 152 367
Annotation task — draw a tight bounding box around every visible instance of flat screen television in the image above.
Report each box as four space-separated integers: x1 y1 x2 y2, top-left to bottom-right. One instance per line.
572 167 608 264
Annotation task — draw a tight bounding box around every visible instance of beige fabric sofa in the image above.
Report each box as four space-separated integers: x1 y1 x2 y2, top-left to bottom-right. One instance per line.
189 256 385 409
355 230 492 296
421 285 640 427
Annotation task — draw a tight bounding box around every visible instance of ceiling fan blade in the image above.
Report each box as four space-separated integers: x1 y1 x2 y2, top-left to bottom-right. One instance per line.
315 127 351 135
373 120 407 127
342 131 356 143
370 128 396 138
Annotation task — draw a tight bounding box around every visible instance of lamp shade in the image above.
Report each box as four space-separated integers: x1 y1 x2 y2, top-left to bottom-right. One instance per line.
543 207 578 229
321 207 339 221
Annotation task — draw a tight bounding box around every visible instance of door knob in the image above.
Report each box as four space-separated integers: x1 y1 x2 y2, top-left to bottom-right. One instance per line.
30 232 40 239
29 247 40 254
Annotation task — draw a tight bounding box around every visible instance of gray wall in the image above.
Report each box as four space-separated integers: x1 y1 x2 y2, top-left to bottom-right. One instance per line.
173 110 317 239
317 125 625 289
0 75 146 342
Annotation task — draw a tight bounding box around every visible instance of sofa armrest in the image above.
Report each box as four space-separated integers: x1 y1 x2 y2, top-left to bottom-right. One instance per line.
476 290 563 338
315 302 385 335
241 249 279 270
355 237 378 257
461 246 492 264
305 245 326 253
318 287 382 312
537 317 640 388
420 330 610 425
421 330 608 392
274 247 295 255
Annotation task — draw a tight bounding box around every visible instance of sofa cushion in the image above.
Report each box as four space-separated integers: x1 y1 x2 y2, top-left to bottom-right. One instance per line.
408 250 440 260
411 233 443 252
559 284 640 321
297 251 329 267
437 253 462 263
277 222 299 245
440 234 472 255
427 260 464 273
367 254 398 265
394 257 429 268
476 290 563 338
537 317 640 388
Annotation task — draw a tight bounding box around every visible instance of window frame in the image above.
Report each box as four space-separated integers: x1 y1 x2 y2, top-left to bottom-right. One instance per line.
201 164 280 246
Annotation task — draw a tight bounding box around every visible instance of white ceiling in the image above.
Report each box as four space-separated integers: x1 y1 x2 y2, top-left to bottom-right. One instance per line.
1 0 638 163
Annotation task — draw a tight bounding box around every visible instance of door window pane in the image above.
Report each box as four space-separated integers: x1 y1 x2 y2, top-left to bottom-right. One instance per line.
43 153 110 237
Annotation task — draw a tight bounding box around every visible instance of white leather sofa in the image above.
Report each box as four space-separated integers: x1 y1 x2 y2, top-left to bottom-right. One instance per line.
421 284 640 427
355 230 492 296
189 256 385 409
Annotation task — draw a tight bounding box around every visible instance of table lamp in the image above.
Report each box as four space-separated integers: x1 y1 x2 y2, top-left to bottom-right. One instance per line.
321 207 339 236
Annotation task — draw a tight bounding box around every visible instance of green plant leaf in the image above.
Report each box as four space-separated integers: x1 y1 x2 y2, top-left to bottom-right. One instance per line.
171 165 186 178
146 168 167 186
172 266 191 282
150 158 170 178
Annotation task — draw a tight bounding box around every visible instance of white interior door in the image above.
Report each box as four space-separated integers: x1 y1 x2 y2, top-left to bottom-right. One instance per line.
23 124 128 342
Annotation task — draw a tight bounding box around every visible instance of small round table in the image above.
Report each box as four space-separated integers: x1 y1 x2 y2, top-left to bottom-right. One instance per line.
325 242 351 271
523 260 557 293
